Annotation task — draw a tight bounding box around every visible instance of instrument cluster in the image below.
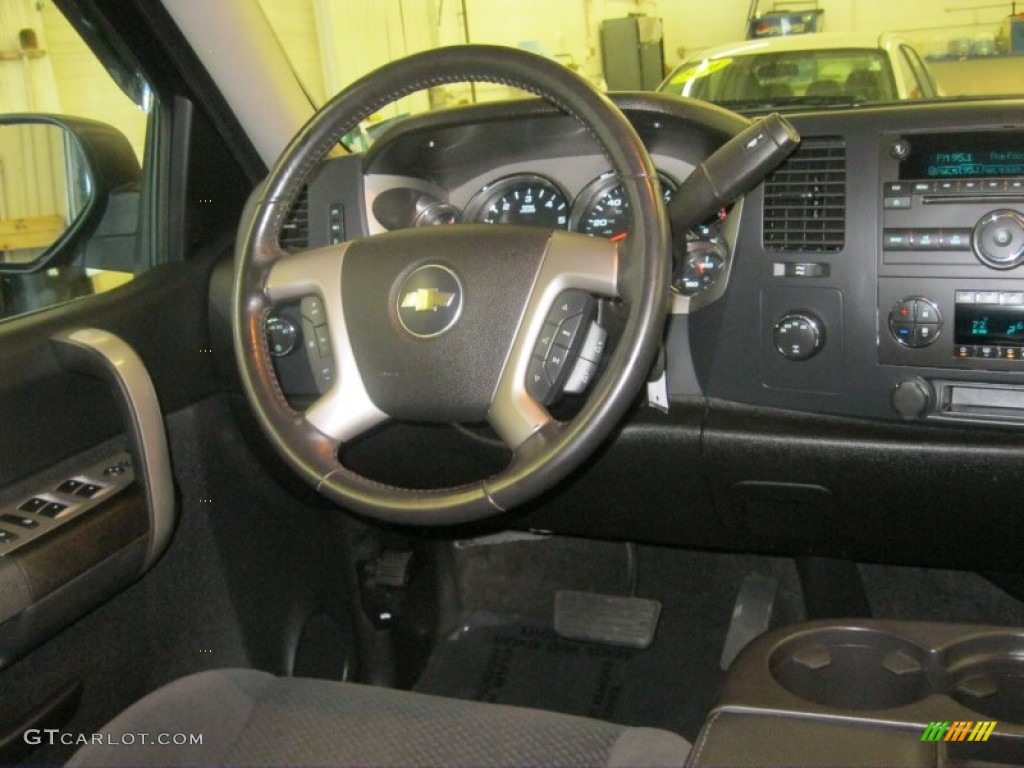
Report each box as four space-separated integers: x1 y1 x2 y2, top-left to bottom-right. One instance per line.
369 170 728 298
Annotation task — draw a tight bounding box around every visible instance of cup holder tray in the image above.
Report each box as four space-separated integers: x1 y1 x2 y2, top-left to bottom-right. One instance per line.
724 620 1024 727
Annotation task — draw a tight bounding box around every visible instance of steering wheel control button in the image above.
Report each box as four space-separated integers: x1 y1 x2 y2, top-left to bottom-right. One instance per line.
889 297 942 348
526 358 553 402
300 296 326 324
1 513 39 530
973 209 1024 269
579 322 608 364
265 315 299 357
526 291 599 404
773 312 825 361
396 264 463 338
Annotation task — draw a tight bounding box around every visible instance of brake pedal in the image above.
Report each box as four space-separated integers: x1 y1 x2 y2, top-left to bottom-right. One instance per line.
554 590 661 649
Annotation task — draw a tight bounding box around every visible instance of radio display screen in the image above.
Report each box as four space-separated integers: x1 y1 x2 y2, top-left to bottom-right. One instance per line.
955 303 1024 345
901 132 1024 179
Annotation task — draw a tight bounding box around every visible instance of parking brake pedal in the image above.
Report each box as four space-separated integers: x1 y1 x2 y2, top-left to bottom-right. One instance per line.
554 590 661 649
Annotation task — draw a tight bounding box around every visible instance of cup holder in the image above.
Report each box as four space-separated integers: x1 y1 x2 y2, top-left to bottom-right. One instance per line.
770 628 932 711
944 634 1024 725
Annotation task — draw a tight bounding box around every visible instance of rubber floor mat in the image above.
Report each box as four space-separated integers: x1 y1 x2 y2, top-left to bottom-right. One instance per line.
414 613 693 732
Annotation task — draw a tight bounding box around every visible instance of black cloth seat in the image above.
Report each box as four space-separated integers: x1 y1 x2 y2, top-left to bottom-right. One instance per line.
69 669 691 767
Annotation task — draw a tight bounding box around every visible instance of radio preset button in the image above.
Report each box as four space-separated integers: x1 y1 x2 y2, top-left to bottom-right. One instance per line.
883 229 914 250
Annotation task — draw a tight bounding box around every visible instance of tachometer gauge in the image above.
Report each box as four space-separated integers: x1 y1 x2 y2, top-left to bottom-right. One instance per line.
464 175 569 229
572 172 677 239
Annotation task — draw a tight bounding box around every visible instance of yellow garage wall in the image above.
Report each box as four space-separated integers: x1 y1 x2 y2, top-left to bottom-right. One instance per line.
39 1 148 161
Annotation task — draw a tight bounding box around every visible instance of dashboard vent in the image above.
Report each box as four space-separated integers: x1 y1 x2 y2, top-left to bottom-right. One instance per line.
763 139 846 252
279 187 309 252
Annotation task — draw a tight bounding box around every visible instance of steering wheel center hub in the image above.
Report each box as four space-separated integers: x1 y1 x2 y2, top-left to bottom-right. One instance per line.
396 264 464 338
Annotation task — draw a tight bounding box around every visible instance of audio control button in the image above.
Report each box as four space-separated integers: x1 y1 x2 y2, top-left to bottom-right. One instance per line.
973 209 1024 269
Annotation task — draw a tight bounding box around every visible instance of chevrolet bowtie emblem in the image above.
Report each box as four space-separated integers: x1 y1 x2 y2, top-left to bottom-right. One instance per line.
400 288 456 312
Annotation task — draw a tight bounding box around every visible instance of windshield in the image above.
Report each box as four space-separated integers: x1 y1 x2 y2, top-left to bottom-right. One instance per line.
256 1 1024 118
660 49 898 110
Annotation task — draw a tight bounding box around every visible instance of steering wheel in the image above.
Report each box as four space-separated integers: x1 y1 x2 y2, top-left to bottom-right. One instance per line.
233 45 670 525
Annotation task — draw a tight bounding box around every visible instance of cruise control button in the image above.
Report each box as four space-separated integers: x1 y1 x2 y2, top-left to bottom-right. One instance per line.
300 296 326 324
314 325 332 358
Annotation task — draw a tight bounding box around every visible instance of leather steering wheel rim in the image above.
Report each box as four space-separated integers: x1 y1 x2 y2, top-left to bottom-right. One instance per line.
233 45 670 525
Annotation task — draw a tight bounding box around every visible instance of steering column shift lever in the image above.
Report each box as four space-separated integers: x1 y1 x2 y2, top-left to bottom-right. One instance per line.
668 113 801 235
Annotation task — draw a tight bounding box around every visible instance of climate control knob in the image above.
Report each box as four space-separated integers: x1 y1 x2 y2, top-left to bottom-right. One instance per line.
973 209 1024 269
773 312 824 361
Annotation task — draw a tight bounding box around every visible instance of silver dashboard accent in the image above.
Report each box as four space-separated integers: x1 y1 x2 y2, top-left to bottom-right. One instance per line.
487 231 619 449
51 329 175 567
264 244 389 442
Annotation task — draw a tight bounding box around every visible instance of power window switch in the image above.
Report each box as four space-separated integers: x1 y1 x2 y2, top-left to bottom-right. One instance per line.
57 479 84 494
0 530 17 544
1 513 39 529
18 497 47 513
75 483 103 498
39 502 69 518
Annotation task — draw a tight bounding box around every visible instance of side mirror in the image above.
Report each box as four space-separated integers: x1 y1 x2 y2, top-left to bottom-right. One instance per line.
0 115 140 274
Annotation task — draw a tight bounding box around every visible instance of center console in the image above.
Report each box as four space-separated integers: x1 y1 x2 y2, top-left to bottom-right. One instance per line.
688 620 1024 767
878 130 1024 423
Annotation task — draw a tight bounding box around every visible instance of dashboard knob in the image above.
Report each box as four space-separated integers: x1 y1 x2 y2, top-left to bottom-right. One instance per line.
773 312 824 361
891 378 932 420
972 209 1024 269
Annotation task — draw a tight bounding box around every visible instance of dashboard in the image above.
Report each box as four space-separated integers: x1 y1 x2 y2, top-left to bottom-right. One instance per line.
232 92 1024 570
264 92 1024 432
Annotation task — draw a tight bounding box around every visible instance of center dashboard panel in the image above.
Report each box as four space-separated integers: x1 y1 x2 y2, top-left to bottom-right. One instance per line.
690 100 1024 428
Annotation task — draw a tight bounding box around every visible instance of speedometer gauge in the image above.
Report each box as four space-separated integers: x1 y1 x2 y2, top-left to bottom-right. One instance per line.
572 172 677 239
464 175 569 229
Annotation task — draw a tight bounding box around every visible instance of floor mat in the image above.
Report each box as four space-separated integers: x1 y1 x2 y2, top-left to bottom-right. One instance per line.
414 536 807 739
416 613 686 728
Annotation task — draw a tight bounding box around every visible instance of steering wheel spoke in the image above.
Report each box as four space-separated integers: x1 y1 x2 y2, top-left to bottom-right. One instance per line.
488 231 618 450
265 245 388 443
